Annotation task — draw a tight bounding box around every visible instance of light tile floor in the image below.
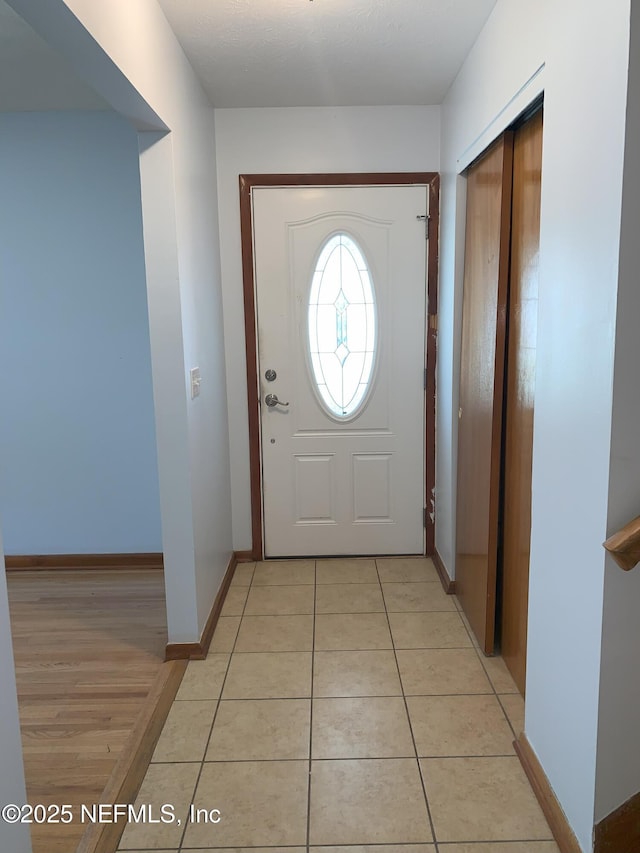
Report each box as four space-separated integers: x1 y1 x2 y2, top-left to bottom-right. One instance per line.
117 557 559 853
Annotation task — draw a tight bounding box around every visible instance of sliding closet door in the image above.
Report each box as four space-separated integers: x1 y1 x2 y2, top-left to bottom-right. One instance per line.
501 110 543 693
455 133 513 654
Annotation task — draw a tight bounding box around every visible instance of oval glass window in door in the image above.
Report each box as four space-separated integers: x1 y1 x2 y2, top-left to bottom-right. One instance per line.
307 233 377 418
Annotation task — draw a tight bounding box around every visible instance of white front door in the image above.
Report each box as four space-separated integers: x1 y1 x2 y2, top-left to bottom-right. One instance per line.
253 185 427 557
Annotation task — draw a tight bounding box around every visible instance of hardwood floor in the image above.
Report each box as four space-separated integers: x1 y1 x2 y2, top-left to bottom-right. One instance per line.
6 568 167 853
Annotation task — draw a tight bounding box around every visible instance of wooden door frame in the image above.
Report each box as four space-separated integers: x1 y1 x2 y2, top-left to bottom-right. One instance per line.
239 172 440 561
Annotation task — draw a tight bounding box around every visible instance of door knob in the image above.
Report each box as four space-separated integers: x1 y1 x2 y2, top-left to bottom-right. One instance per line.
265 393 289 408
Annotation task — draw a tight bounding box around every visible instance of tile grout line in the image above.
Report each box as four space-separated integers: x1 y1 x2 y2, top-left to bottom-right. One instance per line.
187 843 547 849
495 690 522 741
124 838 553 853
306 560 317 853
223 646 474 655
235 607 460 616
175 563 255 851
171 688 498 699
154 750 519 764
375 558 441 853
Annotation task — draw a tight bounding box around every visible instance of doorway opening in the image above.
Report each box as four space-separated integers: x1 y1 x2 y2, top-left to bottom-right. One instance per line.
239 173 440 560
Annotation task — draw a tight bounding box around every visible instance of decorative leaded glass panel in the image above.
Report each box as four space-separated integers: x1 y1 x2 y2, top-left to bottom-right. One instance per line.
308 233 377 418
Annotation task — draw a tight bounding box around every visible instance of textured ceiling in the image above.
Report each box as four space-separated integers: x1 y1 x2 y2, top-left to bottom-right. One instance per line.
0 0 107 112
0 0 497 113
157 0 497 107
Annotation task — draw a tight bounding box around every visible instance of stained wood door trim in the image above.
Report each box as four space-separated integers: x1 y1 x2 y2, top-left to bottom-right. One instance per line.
239 172 440 560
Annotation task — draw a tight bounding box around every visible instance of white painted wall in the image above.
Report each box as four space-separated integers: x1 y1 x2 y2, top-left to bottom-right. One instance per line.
439 1 631 848
595 1 640 824
214 105 440 549
7 0 234 642
137 131 198 639
0 110 161 555
0 533 32 853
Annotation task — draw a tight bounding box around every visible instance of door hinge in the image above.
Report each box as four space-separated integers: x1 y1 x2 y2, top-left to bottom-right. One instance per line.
423 507 428 527
416 213 430 240
429 313 438 332
424 368 428 390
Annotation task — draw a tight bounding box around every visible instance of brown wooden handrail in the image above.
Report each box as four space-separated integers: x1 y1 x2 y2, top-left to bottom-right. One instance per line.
603 515 640 570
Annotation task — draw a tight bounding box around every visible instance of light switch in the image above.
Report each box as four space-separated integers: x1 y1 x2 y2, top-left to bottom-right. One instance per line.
190 367 201 399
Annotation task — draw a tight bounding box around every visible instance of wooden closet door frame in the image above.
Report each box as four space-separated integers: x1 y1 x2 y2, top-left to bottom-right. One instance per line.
455 134 514 655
